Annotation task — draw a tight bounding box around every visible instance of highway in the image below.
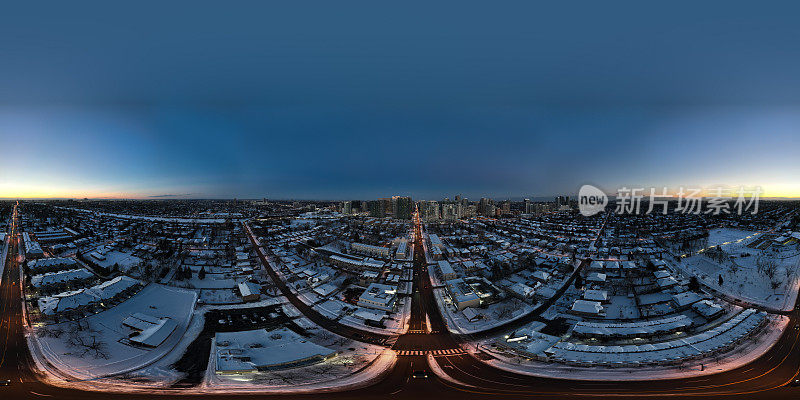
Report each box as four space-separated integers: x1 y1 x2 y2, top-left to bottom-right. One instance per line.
0 204 798 399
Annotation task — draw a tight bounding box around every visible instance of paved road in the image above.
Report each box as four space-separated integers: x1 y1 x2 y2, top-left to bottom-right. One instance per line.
0 205 798 399
243 222 393 345
377 210 800 399
402 211 800 399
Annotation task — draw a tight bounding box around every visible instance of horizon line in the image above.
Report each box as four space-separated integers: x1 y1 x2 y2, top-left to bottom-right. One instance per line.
3 196 800 201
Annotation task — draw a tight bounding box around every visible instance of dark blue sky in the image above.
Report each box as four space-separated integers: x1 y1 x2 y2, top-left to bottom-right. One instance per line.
1 1 799 199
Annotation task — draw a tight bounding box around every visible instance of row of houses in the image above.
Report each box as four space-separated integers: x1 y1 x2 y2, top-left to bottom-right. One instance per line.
22 231 44 258
38 276 141 316
350 242 392 259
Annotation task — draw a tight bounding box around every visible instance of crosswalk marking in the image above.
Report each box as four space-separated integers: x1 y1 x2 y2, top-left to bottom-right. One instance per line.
395 348 466 356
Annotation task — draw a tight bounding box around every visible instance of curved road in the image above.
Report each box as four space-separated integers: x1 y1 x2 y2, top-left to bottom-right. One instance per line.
0 205 798 399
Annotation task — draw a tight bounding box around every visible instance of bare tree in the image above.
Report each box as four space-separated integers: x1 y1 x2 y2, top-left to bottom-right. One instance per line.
316 330 334 343
494 304 514 320
757 256 778 280
37 325 65 338
65 321 110 359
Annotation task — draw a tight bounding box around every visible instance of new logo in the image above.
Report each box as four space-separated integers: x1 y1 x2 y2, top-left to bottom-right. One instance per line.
578 184 607 216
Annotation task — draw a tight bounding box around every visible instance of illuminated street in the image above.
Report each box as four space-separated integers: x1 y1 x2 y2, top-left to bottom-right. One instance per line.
2 2 800 399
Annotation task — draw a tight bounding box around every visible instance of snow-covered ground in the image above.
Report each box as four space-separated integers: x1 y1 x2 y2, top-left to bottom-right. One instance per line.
199 289 242 305
432 286 538 335
29 289 397 395
672 228 800 311
184 295 394 393
182 273 237 289
119 297 293 387
32 284 197 380
603 295 641 319
94 250 142 272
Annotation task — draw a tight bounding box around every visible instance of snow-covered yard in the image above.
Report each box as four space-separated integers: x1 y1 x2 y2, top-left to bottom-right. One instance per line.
673 228 800 311
33 284 198 380
433 287 537 335
199 289 242 305
95 250 142 272
183 273 237 289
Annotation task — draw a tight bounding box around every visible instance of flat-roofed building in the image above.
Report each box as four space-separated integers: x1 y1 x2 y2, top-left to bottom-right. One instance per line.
357 283 397 312
437 260 457 280
427 234 444 249
395 240 408 259
444 278 480 310
215 328 336 374
430 246 443 260
570 299 604 316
